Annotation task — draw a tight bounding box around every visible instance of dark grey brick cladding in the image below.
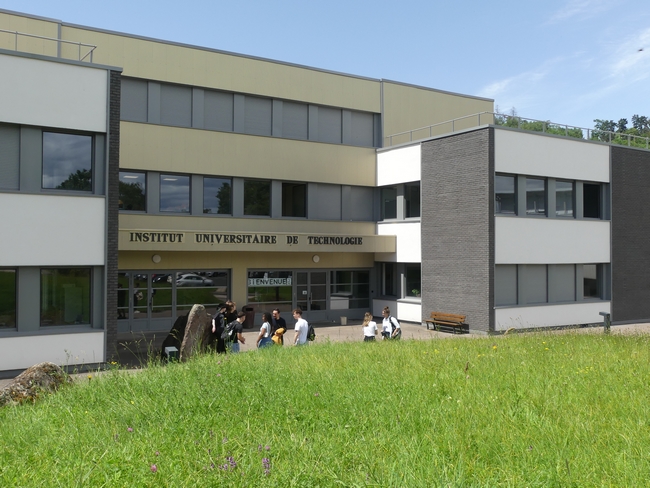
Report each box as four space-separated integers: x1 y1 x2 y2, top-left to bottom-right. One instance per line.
105 69 121 360
420 128 494 333
611 146 650 323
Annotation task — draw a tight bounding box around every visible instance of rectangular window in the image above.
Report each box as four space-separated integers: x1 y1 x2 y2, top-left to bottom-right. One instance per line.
0 124 20 190
404 182 421 218
495 264 517 306
282 182 306 217
41 268 91 326
318 107 342 144
0 269 16 328
244 95 273 136
175 270 229 317
247 270 293 312
160 84 192 127
583 183 601 219
119 171 146 211
160 174 190 213
382 262 396 296
204 90 234 132
583 264 599 298
350 111 374 147
330 270 370 309
495 174 516 214
203 177 232 215
42 132 93 191
526 177 546 215
282 101 308 140
556 180 574 217
120 78 148 123
381 187 397 220
405 264 421 298
244 179 271 216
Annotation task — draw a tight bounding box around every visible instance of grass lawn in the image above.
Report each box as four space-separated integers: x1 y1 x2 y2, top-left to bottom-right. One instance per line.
1 332 649 486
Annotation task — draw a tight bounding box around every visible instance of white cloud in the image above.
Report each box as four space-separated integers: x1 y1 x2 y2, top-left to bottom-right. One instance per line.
548 0 612 24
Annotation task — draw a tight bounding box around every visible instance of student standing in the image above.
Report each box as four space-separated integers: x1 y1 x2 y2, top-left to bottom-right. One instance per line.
381 307 401 340
292 308 309 346
270 308 287 345
362 312 378 341
227 311 247 353
256 312 273 348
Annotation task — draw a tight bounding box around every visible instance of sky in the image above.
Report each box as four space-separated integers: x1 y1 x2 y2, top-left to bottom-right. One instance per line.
2 0 649 130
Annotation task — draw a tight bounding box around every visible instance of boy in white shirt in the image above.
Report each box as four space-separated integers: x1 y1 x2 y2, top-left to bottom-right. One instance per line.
292 308 309 345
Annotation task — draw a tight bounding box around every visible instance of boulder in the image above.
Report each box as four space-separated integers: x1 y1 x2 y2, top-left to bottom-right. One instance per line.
0 362 72 407
179 304 212 361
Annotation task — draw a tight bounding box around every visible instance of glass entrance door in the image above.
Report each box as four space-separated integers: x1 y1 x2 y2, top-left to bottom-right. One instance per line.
296 271 327 313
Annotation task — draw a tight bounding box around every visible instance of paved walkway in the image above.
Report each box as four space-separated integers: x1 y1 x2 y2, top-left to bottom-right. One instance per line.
2 321 650 388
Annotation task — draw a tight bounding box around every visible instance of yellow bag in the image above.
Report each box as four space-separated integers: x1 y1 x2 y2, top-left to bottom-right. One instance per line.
271 327 285 345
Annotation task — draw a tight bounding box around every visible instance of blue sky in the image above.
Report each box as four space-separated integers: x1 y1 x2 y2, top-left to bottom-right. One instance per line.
3 0 649 130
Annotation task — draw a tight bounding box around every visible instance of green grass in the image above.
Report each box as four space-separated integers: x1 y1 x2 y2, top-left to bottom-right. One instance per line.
1 332 650 486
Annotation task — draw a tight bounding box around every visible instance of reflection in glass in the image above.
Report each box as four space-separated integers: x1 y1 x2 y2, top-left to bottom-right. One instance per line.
526 178 546 215
41 268 91 326
583 183 601 219
119 171 146 211
330 270 370 309
495 175 516 214
132 273 148 319
381 187 397 220
247 270 292 311
584 264 599 298
244 179 271 216
160 174 190 213
405 264 421 297
117 272 129 320
42 132 92 191
404 182 420 218
282 182 307 217
203 177 232 214
556 180 574 217
0 269 16 328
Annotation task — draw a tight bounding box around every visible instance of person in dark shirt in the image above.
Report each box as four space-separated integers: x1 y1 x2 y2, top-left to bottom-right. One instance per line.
211 303 228 354
270 308 287 345
227 311 247 353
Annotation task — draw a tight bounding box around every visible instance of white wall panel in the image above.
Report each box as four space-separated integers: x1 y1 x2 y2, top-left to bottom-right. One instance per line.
377 144 421 186
0 54 107 132
0 331 105 370
495 301 610 330
496 217 610 264
0 194 106 266
376 221 421 262
373 298 422 324
495 129 610 182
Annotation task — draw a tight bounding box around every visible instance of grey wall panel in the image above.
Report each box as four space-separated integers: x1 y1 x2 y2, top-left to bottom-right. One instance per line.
19 127 42 193
347 186 374 221
205 91 234 132
341 185 351 220
341 110 352 145
271 180 282 219
282 101 309 140
146 172 160 214
92 266 104 329
308 183 341 220
519 264 547 305
192 88 205 129
244 95 272 136
191 175 203 216
611 146 650 322
94 134 106 195
17 267 40 332
272 100 283 137
350 111 374 147
308 105 319 141
421 128 494 332
317 107 342 144
121 78 148 123
231 177 244 217
0 124 20 190
160 84 192 127
147 82 161 124
548 264 575 302
495 264 517 306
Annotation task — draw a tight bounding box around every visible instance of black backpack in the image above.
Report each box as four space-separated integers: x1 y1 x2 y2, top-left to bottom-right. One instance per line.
221 320 237 342
307 323 316 341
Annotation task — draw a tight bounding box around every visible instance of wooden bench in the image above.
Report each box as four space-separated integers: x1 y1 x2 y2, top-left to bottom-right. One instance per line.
425 312 467 334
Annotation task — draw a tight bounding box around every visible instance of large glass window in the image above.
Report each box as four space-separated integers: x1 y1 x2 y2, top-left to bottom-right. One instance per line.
41 268 91 326
583 264 599 298
556 180 574 217
382 263 396 296
526 177 546 216
160 174 190 213
244 179 271 216
495 174 516 214
42 132 92 191
282 182 307 218
175 270 228 317
330 270 370 309
381 187 397 220
405 264 421 298
247 271 293 312
119 171 146 211
0 269 16 328
203 177 232 215
404 182 421 218
583 183 601 219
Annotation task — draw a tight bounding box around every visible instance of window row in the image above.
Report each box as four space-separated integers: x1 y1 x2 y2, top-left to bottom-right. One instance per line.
380 262 421 299
121 78 380 148
495 174 609 219
0 124 103 194
0 268 91 329
379 182 421 220
119 171 375 221
495 263 610 307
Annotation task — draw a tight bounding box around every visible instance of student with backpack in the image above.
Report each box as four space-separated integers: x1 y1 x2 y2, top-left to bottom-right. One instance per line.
292 308 311 345
222 311 246 352
381 307 401 340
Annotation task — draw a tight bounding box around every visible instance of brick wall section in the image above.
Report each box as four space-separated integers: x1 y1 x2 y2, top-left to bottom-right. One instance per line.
611 146 650 323
420 128 494 333
105 69 121 360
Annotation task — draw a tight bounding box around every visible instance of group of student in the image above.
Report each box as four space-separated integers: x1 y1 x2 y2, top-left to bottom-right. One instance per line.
362 307 402 342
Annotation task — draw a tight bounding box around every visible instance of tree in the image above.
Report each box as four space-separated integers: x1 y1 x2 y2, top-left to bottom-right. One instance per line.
592 115 650 148
56 169 92 191
119 181 145 210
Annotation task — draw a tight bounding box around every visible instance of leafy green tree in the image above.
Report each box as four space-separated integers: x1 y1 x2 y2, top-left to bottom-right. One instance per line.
56 169 92 191
119 181 145 210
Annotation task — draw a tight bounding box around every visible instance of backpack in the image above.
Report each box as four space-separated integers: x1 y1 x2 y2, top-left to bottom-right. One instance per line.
389 316 401 340
221 320 237 341
307 323 316 341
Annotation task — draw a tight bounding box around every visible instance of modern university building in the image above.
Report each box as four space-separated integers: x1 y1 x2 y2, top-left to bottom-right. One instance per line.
1 8 650 374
